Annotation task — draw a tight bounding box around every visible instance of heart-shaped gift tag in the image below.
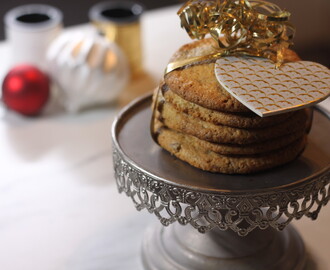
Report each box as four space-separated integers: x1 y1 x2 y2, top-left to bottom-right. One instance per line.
215 56 330 117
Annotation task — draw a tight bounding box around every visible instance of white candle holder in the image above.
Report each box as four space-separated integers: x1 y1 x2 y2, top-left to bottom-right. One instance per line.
4 4 63 71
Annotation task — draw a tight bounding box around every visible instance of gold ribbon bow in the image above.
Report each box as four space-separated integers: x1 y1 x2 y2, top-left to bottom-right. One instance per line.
165 0 295 73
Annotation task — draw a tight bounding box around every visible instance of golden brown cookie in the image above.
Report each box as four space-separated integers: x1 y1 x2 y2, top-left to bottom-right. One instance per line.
164 38 300 113
157 126 307 174
155 120 306 155
165 61 248 112
158 101 309 144
160 84 294 128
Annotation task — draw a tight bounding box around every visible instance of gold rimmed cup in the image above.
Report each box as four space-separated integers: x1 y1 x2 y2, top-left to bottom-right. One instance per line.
89 1 144 77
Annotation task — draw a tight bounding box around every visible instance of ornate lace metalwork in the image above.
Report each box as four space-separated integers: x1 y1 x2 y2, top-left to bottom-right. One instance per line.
113 149 330 236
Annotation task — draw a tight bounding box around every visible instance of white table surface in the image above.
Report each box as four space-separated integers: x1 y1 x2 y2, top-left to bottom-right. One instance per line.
0 5 329 270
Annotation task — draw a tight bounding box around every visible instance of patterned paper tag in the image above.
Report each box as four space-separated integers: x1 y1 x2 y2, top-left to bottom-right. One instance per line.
215 56 330 117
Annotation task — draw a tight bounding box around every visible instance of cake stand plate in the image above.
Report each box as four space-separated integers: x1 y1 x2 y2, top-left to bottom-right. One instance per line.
112 94 330 270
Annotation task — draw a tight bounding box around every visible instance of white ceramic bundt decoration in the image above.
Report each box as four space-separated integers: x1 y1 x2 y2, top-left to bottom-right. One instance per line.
46 30 129 112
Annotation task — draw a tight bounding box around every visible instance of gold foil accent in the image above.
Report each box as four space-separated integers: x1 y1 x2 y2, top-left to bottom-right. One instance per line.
72 41 83 58
150 85 162 145
103 49 118 73
166 0 295 73
87 44 102 69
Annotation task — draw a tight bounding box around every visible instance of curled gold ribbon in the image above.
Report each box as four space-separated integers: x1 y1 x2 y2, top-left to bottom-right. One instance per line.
165 0 295 73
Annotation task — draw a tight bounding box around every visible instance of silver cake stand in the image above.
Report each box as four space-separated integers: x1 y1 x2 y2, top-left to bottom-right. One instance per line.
112 94 330 270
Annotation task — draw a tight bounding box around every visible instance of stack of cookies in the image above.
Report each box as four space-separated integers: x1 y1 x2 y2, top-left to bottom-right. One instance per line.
152 39 311 174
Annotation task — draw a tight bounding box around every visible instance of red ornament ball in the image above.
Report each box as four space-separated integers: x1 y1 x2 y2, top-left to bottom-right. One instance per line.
2 65 50 116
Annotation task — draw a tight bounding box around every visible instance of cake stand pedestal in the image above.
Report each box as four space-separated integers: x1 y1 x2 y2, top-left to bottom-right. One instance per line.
112 95 330 270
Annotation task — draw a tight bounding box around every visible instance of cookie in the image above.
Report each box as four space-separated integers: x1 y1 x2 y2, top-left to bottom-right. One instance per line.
164 38 300 113
161 84 294 128
158 101 309 144
157 126 307 174
155 120 306 155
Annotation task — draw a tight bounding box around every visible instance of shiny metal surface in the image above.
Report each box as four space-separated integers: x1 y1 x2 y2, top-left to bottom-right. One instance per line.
112 94 329 235
113 94 330 194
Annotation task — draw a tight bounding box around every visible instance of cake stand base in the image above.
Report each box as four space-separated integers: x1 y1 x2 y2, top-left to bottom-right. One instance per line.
142 223 306 270
112 95 329 270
